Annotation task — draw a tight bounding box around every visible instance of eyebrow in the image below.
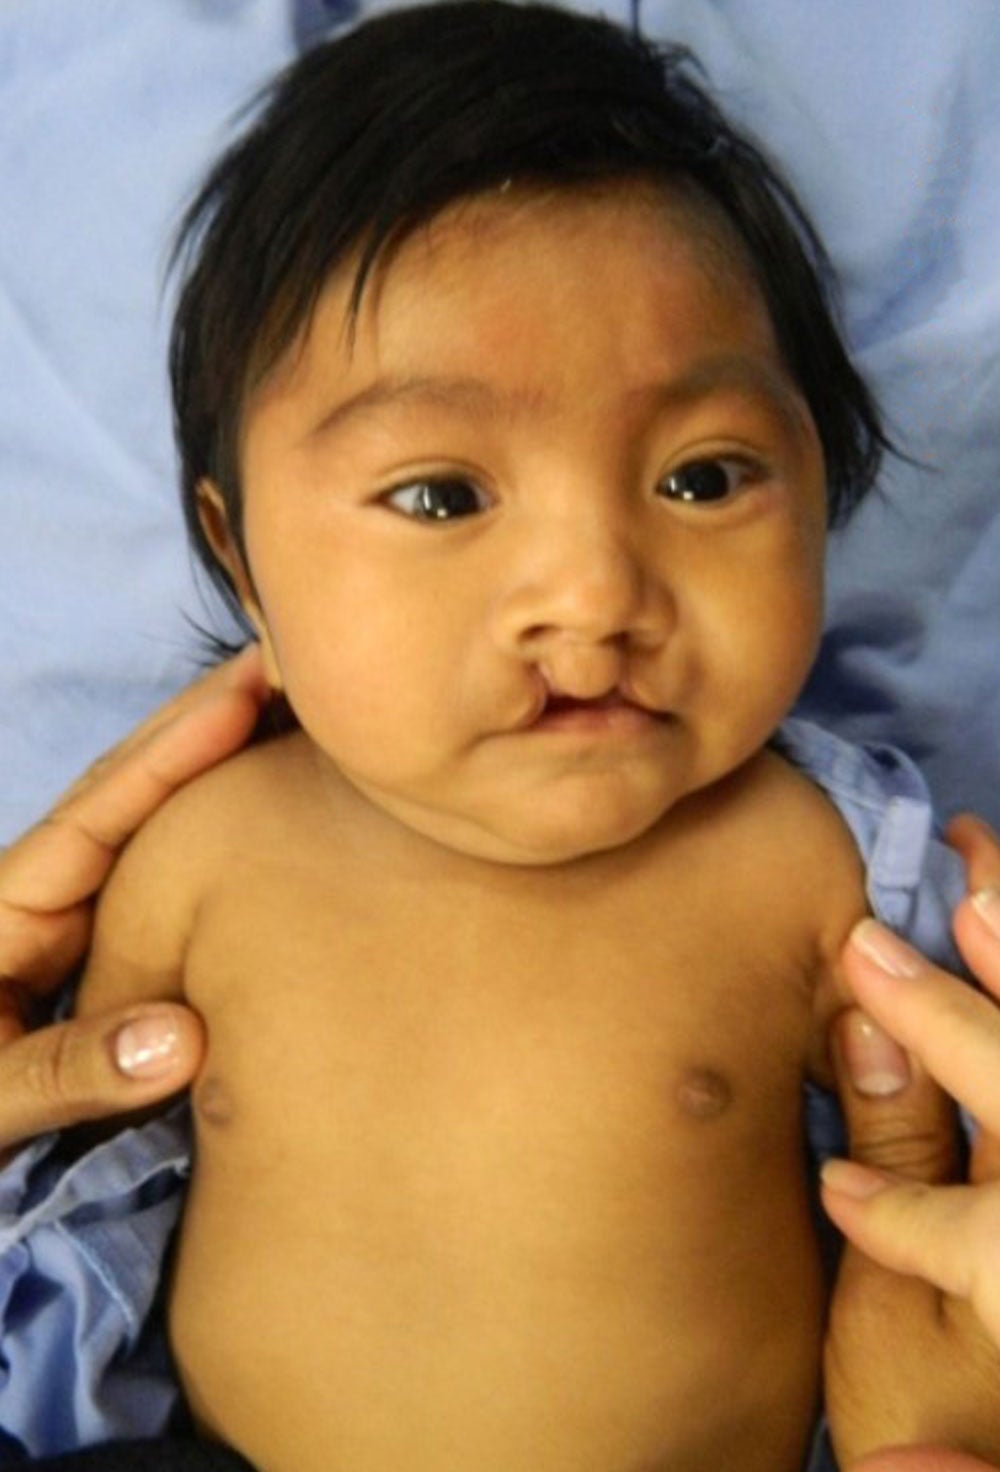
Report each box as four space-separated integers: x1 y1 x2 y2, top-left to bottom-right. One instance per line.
629 354 813 437
308 353 812 441
309 376 540 439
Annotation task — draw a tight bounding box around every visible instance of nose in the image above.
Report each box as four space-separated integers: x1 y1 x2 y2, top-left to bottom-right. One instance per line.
495 513 671 689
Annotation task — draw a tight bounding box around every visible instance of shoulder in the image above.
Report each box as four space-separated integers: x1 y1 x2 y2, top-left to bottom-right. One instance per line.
78 732 321 1012
675 740 867 889
89 732 314 960
674 741 870 972
110 729 316 875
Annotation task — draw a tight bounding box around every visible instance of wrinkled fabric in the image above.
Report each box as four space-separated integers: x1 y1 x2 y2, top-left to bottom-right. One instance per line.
0 1114 189 1460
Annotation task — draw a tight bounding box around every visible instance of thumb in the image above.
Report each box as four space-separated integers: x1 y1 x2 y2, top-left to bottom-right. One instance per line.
821 1158 987 1309
0 1005 204 1153
830 1007 960 1183
822 1006 964 1290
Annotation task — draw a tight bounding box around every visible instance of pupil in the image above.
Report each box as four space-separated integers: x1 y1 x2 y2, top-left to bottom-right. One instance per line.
419 481 476 518
671 462 728 501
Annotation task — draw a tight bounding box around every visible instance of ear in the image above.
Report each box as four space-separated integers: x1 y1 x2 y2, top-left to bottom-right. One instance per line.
197 480 283 690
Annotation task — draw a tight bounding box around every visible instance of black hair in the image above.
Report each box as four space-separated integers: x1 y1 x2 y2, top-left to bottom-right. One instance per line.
170 0 889 626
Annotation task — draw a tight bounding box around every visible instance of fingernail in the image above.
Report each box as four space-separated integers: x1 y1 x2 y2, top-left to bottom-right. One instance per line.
840 1009 911 1097
972 888 1000 942
850 918 924 979
821 1158 892 1201
114 1014 182 1079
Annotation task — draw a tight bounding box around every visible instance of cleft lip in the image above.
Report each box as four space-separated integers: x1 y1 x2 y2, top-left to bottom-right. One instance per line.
524 681 669 731
543 690 631 715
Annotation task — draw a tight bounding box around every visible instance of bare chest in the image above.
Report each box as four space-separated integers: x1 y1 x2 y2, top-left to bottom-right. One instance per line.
185 857 816 1160
170 854 829 1472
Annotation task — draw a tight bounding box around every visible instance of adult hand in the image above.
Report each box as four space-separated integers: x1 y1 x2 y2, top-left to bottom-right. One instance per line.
0 645 268 1151
823 815 1000 1471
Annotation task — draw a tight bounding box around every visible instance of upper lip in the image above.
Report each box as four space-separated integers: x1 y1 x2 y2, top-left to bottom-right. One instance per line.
543 690 632 713
523 682 665 726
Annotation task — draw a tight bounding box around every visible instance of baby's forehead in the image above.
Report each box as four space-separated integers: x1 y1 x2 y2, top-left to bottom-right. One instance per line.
260 178 764 382
243 179 796 450
359 177 750 296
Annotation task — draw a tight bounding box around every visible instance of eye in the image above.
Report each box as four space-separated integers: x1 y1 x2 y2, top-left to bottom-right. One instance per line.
656 457 761 505
383 478 490 522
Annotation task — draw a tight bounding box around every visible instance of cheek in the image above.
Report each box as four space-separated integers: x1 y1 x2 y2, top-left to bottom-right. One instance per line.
249 539 466 743
262 580 393 712
751 559 824 697
243 530 370 706
694 524 824 694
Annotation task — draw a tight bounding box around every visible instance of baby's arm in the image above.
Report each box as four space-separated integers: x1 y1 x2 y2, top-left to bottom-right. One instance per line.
0 794 204 1455
74 789 202 1021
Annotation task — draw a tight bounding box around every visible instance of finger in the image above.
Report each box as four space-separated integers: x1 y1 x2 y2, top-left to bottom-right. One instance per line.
849 1448 1000 1472
842 921 1000 1140
11 645 266 896
820 1161 1000 1326
3 686 260 905
945 815 1000 1004
831 1006 960 1183
0 1005 204 1152
0 900 92 994
825 1002 965 1336
0 647 266 931
939 820 1000 1179
954 890 1000 1008
57 641 268 803
946 814 1000 893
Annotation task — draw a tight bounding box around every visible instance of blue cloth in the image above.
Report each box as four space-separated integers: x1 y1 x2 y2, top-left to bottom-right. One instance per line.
0 720 965 1464
0 1115 190 1460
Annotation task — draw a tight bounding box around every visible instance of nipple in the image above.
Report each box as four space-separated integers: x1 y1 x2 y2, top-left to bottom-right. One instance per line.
192 1073 236 1128
675 1065 732 1121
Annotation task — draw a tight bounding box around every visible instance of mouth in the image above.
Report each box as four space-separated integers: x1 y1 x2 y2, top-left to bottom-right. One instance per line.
529 690 666 736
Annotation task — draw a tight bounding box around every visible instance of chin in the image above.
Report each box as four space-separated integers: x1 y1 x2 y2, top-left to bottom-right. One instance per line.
493 792 674 867
365 773 681 867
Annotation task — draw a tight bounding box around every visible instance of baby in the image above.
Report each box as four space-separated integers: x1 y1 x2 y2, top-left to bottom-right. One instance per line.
62 4 961 1470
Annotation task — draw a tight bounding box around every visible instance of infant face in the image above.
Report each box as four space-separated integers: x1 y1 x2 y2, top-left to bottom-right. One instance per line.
224 182 827 864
